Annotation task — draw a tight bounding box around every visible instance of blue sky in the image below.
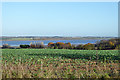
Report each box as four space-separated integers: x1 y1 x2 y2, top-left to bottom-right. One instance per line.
2 2 118 37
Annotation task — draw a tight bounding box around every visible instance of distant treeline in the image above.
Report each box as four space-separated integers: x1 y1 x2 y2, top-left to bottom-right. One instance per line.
2 38 120 50
1 36 115 41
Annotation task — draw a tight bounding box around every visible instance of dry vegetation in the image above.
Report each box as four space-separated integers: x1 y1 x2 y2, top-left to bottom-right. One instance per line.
2 49 120 79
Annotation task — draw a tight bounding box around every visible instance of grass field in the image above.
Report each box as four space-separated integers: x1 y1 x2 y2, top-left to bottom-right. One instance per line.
2 49 120 78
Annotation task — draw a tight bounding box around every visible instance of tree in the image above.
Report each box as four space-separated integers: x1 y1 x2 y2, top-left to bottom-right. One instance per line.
83 43 95 50
76 44 83 49
48 42 54 48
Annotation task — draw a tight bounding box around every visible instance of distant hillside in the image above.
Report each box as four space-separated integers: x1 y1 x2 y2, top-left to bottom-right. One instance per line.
0 36 116 41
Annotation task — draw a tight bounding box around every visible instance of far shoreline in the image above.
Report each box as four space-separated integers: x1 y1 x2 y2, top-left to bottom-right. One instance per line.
0 38 110 41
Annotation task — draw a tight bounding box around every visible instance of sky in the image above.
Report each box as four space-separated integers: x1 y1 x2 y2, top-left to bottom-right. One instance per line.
2 2 118 37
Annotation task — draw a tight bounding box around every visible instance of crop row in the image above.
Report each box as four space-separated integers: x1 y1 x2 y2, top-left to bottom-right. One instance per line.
2 49 120 78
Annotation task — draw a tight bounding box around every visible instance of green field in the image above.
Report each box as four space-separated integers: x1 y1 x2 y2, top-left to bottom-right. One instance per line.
2 49 120 78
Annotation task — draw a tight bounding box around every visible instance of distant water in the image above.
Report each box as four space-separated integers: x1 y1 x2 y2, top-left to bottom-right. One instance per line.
0 39 101 46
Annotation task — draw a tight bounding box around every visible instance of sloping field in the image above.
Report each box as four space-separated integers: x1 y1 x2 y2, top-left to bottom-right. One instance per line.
2 49 120 78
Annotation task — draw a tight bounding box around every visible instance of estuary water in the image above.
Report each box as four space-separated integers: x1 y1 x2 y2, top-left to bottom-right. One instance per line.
0 39 102 46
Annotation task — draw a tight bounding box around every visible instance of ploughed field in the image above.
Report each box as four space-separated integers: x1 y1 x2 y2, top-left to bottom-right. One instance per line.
2 49 120 78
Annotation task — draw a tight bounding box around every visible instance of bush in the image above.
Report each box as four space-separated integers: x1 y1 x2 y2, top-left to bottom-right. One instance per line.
83 43 95 50
30 42 45 48
20 45 30 48
48 42 72 49
48 42 54 48
2 44 10 48
75 44 83 49
66 42 71 46
30 44 36 48
56 42 64 46
96 40 116 50
56 42 65 49
54 45 58 49
115 45 120 50
71 45 76 49
64 42 72 49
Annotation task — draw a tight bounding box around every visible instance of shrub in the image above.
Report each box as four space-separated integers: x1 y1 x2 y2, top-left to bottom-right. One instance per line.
20 45 30 48
96 40 116 50
2 44 10 48
83 43 95 50
56 42 64 46
75 44 83 49
48 42 72 49
56 42 65 49
109 41 114 46
71 45 76 49
54 45 58 49
30 42 45 48
30 44 36 48
48 42 54 48
66 42 71 46
64 42 72 49
115 45 120 50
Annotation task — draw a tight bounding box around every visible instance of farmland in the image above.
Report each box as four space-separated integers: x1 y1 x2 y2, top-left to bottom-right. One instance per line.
2 49 120 78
